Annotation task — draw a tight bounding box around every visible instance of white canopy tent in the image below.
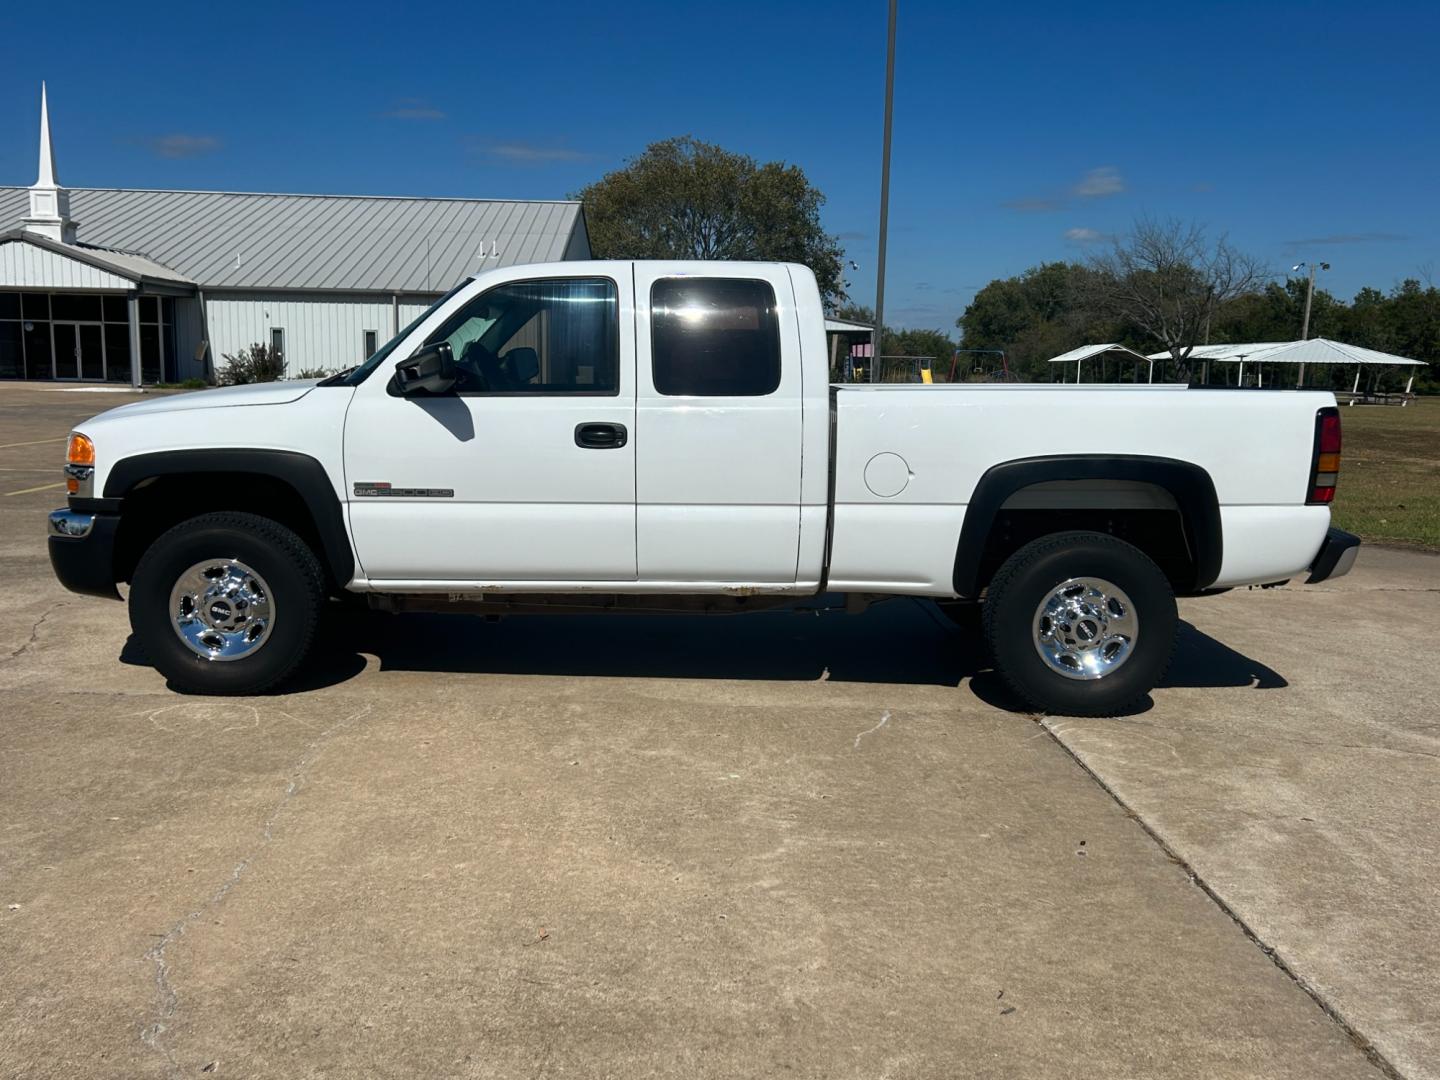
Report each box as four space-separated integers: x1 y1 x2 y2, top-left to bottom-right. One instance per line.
1148 338 1428 394
824 316 875 338
1046 343 1158 383
1146 342 1289 387
824 316 875 380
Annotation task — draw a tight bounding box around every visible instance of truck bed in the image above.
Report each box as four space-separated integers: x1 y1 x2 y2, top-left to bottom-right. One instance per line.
825 383 1333 594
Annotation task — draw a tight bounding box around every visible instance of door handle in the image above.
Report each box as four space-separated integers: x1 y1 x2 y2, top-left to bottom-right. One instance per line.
574 422 628 449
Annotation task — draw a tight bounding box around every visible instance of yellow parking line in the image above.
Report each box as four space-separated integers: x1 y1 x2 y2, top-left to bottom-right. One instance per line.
0 437 66 450
4 481 65 497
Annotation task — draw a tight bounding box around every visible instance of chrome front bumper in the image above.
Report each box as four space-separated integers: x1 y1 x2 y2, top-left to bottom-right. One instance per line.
49 509 97 538
48 508 121 599
48 509 96 538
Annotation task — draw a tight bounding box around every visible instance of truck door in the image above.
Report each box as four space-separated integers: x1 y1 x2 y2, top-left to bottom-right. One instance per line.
632 264 803 584
343 269 637 583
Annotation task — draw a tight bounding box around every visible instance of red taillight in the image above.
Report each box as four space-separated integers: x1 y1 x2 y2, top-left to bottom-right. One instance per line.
1308 408 1342 504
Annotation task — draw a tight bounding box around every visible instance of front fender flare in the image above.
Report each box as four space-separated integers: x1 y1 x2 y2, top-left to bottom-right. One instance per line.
103 448 355 588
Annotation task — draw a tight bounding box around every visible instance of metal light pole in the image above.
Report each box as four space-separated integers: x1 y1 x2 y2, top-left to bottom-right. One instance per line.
871 0 898 383
1292 260 1329 386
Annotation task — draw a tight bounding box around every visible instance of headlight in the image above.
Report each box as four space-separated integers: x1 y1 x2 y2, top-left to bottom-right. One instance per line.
65 432 95 498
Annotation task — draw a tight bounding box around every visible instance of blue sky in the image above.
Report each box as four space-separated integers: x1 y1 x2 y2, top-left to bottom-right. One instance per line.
1 0 1434 330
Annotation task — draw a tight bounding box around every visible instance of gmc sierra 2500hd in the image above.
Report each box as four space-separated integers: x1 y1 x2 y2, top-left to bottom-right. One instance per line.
48 261 1359 714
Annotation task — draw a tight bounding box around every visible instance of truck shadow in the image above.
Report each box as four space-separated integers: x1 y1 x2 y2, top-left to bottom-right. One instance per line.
118 599 1288 714
1160 621 1289 691
295 597 982 690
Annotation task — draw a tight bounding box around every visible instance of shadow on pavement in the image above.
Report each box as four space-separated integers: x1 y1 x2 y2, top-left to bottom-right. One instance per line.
298 597 979 690
119 601 1286 705
1160 620 1289 690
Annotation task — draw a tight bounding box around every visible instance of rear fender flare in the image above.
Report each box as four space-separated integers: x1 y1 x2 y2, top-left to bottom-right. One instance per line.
952 454 1222 597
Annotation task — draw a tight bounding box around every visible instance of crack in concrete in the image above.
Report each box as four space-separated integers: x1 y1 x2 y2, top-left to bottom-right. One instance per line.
1330 742 1440 763
138 702 373 1076
1302 586 1440 594
0 602 66 665
1085 714 1440 765
1037 716 1405 1080
853 710 892 750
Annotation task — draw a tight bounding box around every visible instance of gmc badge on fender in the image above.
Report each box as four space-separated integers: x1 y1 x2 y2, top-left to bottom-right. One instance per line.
354 482 454 498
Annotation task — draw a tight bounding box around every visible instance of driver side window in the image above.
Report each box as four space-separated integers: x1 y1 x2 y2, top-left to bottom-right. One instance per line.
424 277 618 394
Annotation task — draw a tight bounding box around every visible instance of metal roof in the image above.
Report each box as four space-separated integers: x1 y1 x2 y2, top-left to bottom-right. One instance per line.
1145 342 1288 361
0 187 588 293
1147 339 1427 367
0 229 195 287
824 316 874 334
1046 343 1153 365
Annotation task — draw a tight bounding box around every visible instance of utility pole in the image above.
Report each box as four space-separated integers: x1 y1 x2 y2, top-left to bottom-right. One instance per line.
871 0 897 383
1293 260 1329 386
1296 259 1330 338
1301 264 1315 339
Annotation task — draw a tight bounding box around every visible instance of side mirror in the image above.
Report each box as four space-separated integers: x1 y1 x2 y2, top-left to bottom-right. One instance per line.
394 342 456 395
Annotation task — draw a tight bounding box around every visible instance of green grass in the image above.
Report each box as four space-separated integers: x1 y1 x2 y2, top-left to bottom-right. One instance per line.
1331 397 1439 550
151 378 211 390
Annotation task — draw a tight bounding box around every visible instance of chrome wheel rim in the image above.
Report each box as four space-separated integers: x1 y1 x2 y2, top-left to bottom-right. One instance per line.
169 558 275 661
1032 577 1138 681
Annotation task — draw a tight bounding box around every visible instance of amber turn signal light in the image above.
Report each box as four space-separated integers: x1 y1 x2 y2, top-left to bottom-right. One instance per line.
67 432 95 466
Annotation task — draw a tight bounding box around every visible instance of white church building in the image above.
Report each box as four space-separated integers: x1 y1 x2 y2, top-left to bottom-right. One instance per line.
0 86 592 385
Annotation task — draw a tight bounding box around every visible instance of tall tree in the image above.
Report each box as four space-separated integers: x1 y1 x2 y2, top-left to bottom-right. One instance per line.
1211 278 1345 344
1087 217 1267 375
575 137 846 305
956 262 1120 381
955 255 1437 391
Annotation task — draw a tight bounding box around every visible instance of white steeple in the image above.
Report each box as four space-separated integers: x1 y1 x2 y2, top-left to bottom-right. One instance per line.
24 82 77 243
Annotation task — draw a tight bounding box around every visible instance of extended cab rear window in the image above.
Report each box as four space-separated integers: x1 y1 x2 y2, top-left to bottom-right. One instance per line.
651 278 780 396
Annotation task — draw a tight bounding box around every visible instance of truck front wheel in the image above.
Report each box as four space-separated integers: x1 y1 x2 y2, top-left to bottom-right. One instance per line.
129 512 324 695
982 531 1176 716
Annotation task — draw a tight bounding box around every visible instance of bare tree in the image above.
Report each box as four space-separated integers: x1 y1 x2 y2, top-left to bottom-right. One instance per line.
1088 217 1267 375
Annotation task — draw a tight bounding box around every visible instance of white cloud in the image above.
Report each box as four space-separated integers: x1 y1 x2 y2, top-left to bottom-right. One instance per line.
1005 166 1126 213
1002 196 1062 213
1065 227 1105 244
479 142 590 163
146 134 222 159
1285 232 1407 247
381 99 446 120
1072 166 1125 198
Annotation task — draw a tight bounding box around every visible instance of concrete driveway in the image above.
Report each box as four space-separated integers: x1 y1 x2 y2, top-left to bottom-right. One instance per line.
1 383 1433 1079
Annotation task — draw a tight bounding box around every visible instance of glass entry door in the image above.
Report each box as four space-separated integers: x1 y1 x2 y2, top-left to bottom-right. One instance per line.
53 323 105 380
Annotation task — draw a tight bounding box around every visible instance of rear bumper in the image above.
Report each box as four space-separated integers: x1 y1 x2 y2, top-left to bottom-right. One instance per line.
1305 527 1361 584
47 509 121 599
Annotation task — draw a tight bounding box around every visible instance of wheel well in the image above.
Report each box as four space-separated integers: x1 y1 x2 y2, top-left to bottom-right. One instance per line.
975 507 1195 596
954 461 1222 597
114 473 335 590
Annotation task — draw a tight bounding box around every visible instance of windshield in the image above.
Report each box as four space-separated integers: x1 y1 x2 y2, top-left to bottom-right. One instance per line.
324 279 471 387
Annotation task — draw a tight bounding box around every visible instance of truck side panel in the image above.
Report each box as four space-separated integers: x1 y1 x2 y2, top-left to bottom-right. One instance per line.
828 384 1332 594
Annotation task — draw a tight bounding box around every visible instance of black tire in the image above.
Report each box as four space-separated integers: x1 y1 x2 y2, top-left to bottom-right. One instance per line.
981 531 1177 716
129 512 324 695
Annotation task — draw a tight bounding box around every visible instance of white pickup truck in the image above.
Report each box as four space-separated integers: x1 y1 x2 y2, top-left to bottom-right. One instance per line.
48 260 1359 714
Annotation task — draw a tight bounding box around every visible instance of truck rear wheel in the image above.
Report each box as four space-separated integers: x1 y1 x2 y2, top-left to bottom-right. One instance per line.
129 512 324 695
982 531 1176 716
